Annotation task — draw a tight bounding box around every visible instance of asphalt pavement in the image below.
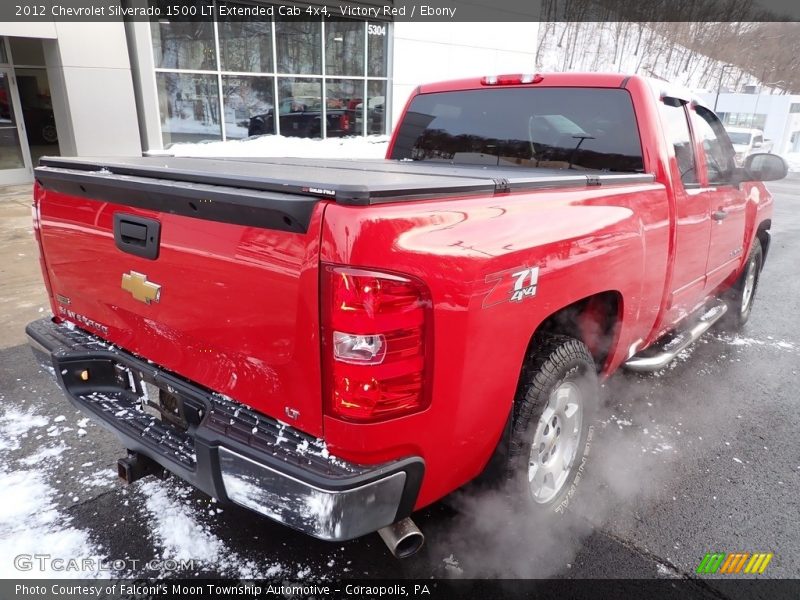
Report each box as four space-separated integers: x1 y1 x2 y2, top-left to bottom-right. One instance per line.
0 179 798 589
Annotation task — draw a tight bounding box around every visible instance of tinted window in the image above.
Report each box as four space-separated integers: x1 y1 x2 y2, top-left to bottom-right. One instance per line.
659 102 697 186
692 107 735 184
390 88 644 172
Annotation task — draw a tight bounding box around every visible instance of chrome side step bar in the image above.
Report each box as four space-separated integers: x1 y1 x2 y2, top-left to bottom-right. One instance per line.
624 301 728 372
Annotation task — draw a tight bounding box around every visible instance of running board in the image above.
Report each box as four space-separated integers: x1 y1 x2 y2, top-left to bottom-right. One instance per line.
624 302 728 372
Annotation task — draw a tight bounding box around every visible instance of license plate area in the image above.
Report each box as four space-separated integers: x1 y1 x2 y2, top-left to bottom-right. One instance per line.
139 382 190 431
135 376 204 433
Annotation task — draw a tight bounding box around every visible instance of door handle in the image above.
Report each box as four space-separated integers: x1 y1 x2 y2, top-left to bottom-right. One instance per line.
712 209 728 222
113 213 161 260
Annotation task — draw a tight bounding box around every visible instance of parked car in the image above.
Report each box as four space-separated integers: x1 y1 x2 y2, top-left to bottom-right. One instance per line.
725 127 773 166
28 73 787 558
248 96 354 138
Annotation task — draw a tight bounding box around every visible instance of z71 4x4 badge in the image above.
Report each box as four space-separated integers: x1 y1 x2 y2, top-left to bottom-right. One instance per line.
482 266 540 308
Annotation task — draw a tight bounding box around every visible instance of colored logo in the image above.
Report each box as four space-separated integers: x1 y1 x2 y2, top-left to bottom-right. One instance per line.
121 271 161 305
696 552 773 574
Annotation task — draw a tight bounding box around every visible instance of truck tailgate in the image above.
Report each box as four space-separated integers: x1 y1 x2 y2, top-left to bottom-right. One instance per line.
33 172 327 438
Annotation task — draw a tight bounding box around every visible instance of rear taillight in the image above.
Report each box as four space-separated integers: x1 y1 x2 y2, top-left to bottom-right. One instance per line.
322 265 431 423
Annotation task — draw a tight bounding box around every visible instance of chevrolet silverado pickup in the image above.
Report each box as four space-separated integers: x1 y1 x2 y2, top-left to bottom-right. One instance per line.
27 73 787 558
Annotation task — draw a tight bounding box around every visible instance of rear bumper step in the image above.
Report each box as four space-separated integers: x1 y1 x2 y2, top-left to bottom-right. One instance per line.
624 301 728 372
26 317 423 541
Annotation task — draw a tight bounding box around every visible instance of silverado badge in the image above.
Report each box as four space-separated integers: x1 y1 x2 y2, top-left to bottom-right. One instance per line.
121 271 161 304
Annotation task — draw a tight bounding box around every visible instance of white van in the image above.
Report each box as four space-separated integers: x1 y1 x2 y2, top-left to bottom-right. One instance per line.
725 127 774 166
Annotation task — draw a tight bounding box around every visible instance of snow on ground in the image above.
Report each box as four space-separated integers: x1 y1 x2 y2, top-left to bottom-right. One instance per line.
79 468 117 490
138 479 286 578
0 407 48 452
712 332 798 352
19 441 69 466
0 404 104 578
0 469 101 578
166 134 390 160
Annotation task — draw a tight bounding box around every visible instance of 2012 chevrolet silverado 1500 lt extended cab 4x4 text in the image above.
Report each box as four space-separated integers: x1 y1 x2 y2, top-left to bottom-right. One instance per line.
26 73 787 558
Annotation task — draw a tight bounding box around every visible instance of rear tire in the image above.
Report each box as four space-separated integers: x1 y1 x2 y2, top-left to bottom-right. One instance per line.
507 334 597 514
721 239 763 331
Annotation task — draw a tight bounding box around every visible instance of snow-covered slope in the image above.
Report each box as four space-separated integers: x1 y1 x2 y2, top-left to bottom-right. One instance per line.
535 22 759 92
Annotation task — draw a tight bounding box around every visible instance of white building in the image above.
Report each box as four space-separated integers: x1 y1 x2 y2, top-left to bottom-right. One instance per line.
0 8 538 185
699 90 800 155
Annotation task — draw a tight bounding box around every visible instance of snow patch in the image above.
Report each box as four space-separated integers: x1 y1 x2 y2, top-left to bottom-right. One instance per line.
139 479 288 578
0 469 102 578
19 442 69 466
0 407 49 452
80 469 117 490
714 333 797 351
166 134 389 160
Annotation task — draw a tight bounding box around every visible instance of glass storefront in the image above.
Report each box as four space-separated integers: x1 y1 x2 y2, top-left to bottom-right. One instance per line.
151 5 390 146
155 72 221 144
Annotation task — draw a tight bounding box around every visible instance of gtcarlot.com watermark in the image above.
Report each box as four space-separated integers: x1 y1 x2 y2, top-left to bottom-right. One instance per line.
14 554 200 573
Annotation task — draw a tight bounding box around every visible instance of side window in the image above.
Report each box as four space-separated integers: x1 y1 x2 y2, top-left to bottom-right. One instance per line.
659 101 697 187
753 135 763 146
692 106 735 185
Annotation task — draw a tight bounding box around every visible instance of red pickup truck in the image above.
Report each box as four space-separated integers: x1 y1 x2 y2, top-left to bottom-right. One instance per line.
27 73 787 558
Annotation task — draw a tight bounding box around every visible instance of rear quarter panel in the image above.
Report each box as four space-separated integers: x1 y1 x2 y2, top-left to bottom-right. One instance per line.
320 183 670 508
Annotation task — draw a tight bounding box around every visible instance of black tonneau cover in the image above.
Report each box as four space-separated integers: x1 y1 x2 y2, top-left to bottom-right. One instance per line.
35 156 655 233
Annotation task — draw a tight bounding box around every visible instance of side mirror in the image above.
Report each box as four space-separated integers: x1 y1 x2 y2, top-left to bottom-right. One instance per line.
745 153 788 182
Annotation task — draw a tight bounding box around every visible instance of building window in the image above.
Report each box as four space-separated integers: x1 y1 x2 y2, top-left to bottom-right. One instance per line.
222 75 274 139
790 103 800 114
275 17 321 74
156 72 221 145
150 3 390 147
152 21 217 70
366 80 387 135
719 112 767 130
326 20 364 77
219 13 273 73
276 77 323 136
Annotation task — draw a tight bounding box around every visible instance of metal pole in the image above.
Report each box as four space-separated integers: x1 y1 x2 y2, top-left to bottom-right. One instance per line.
714 64 731 112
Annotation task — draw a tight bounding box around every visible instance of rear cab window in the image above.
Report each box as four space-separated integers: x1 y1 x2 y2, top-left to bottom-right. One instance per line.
390 87 645 173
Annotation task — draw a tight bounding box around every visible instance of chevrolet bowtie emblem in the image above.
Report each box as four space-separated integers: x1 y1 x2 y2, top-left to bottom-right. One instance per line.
121 271 161 304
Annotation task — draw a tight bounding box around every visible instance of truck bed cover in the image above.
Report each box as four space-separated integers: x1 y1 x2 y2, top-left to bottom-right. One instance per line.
35 155 655 233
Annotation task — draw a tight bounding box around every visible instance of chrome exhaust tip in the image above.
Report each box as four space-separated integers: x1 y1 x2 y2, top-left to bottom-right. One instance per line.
378 518 425 558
